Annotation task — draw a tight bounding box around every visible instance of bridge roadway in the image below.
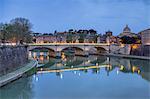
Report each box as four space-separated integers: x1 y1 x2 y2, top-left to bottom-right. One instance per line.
28 43 110 51
28 43 110 46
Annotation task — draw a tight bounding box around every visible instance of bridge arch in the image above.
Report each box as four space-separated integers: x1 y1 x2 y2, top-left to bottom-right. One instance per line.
59 46 85 52
61 46 84 56
61 47 84 51
28 44 111 58
95 47 108 53
28 46 56 58
88 46 108 54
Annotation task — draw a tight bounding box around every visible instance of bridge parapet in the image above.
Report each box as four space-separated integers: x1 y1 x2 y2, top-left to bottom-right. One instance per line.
28 43 109 46
28 43 109 51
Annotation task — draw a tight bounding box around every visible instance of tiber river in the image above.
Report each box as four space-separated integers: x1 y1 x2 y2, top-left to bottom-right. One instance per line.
0 51 150 99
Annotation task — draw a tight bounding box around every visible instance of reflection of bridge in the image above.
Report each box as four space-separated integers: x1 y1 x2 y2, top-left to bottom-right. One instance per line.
28 43 130 58
37 55 110 74
36 54 149 81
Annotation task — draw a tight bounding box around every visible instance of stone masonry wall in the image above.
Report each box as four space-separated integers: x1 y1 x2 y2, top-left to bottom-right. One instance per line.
131 45 150 57
0 46 28 76
110 44 131 55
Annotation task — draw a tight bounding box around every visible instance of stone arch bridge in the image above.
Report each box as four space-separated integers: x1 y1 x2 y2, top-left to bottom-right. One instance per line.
28 43 131 58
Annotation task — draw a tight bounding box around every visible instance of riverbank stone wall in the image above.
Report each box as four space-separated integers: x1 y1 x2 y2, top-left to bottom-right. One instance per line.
0 46 28 76
130 45 150 57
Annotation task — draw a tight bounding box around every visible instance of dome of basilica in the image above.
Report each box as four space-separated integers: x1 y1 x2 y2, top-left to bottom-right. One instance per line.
123 25 131 33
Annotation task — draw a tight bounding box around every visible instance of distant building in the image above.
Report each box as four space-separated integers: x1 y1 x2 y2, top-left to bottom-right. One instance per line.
97 34 107 43
54 32 67 43
119 25 137 37
97 30 119 44
55 29 98 43
55 32 67 36
106 36 119 44
139 28 150 45
31 33 42 36
106 30 113 37
35 35 57 43
56 36 67 43
138 28 150 56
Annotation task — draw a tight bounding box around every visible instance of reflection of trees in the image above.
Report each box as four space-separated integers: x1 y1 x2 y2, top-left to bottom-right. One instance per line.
81 69 88 73
104 66 114 76
56 72 61 76
62 56 84 67
65 55 75 60
130 59 150 72
90 56 107 65
92 68 100 74
110 56 150 82
0 77 33 99
40 58 56 68
65 60 83 67
130 59 150 81
35 53 150 82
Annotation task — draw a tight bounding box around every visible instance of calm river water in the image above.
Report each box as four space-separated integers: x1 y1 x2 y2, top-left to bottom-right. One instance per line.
0 52 150 99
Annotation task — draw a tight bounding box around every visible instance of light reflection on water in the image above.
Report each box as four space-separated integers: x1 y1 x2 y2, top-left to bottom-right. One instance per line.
0 51 150 99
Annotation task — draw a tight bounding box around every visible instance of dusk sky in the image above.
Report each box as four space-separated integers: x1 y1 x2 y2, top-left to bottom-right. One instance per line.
0 0 150 35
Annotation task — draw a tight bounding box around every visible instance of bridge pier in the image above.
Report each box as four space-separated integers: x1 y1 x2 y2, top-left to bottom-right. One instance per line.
28 51 32 58
55 51 61 59
83 51 89 57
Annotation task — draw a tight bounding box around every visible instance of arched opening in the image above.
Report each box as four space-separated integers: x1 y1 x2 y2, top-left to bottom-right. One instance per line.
61 47 84 57
29 47 55 63
95 47 107 54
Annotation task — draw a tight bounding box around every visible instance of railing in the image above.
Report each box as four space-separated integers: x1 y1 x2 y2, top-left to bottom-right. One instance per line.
0 43 17 46
0 43 28 47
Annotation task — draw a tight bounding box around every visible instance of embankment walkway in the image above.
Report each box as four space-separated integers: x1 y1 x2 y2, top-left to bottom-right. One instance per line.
0 60 37 87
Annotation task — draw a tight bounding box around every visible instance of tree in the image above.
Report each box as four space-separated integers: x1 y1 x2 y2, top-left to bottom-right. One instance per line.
68 29 73 32
89 29 97 35
0 23 13 43
0 18 33 44
9 17 33 43
93 35 98 43
134 35 141 44
78 33 85 43
66 33 73 43
120 36 136 44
